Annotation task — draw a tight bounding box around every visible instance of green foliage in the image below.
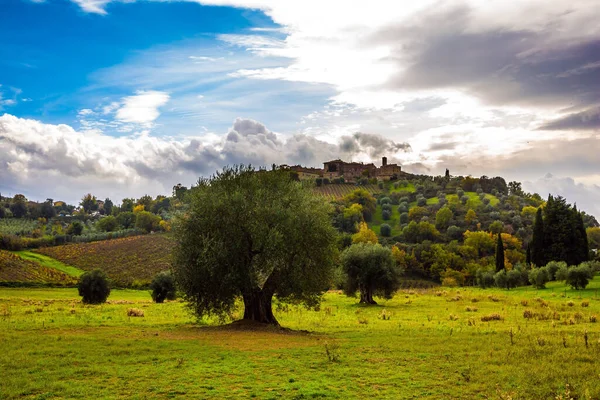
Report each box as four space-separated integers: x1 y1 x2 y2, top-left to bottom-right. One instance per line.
382 209 391 221
173 166 338 324
80 193 99 214
78 269 110 304
565 264 593 290
97 216 118 232
435 206 452 230
380 224 391 237
135 211 161 233
117 212 135 229
476 269 495 288
66 221 84 236
344 189 377 222
495 233 505 272
150 271 177 303
341 242 401 304
528 267 550 289
402 221 439 243
544 261 566 280
399 212 408 224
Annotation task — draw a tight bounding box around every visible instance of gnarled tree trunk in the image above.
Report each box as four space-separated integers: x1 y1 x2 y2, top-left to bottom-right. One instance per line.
359 286 377 304
242 289 279 325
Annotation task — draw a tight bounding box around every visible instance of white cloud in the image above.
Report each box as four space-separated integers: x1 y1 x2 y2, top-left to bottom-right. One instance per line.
70 0 111 14
115 90 170 125
0 114 406 204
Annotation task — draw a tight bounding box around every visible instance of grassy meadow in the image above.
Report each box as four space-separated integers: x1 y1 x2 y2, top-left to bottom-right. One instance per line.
2 278 600 399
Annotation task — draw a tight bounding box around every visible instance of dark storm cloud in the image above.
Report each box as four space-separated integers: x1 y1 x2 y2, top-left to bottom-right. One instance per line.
339 132 411 159
372 5 600 110
538 107 600 131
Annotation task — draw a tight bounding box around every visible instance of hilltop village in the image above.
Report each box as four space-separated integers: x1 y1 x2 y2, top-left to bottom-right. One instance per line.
283 157 404 183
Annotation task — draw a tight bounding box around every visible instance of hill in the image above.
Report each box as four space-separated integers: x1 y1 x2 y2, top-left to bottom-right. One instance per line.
35 234 175 287
0 250 77 287
313 184 381 200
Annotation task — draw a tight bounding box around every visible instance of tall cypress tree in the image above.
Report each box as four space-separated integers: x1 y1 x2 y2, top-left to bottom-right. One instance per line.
526 243 531 266
495 233 505 272
531 207 545 267
573 206 589 264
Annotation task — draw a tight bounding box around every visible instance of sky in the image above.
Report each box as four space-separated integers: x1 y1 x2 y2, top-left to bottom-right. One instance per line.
0 0 599 217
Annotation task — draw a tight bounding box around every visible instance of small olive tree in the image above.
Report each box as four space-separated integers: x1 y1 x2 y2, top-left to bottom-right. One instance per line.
341 242 402 304
150 271 177 303
78 269 110 304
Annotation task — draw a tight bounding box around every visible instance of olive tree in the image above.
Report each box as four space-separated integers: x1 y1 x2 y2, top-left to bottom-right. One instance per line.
341 242 402 304
172 166 338 326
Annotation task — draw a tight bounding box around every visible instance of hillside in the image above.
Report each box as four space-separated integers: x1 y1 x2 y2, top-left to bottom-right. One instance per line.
0 250 77 287
35 234 175 287
313 183 381 200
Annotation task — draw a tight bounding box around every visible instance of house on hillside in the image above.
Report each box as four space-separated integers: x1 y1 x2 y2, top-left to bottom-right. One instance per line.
375 157 402 181
323 159 377 182
284 165 324 181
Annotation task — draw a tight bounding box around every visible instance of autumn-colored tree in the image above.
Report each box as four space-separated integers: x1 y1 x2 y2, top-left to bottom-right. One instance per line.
352 222 378 244
465 209 477 224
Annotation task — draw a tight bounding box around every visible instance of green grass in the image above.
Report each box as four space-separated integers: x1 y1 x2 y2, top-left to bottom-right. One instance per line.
369 205 402 237
388 182 416 193
2 279 600 399
13 251 84 277
446 192 500 208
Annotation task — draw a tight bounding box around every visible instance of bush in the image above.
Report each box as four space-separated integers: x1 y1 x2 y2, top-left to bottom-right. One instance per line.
528 267 550 289
66 221 84 236
566 264 593 290
382 210 391 221
150 271 177 303
97 215 118 232
417 197 427 207
397 204 408 213
460 195 469 205
476 269 495 288
506 269 522 289
380 224 391 237
78 269 110 304
544 261 566 280
555 264 569 281
381 204 392 212
379 197 391 205
399 212 408 224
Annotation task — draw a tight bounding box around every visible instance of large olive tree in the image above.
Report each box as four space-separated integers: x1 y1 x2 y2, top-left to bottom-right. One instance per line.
172 166 338 325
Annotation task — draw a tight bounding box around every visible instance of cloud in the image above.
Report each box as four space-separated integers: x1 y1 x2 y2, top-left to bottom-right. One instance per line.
538 107 600 131
0 114 405 203
523 174 600 220
115 90 170 125
70 0 111 14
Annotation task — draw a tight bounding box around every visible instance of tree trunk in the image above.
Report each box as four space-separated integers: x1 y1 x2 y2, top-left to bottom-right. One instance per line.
359 288 377 305
242 289 279 325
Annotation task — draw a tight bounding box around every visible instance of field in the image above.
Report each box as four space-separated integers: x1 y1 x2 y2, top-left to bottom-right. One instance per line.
0 250 77 286
1 279 600 399
35 235 175 287
313 184 381 200
0 219 40 236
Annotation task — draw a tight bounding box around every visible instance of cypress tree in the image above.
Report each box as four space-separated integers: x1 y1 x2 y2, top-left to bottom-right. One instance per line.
526 243 531 266
495 233 505 272
531 207 545 267
573 206 589 264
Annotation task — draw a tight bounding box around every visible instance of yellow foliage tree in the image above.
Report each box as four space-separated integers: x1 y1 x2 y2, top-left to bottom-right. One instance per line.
465 209 477 224
391 246 407 269
352 222 378 244
133 204 145 214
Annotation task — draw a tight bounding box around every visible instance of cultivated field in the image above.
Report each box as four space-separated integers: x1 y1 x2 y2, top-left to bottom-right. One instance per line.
313 184 381 200
0 250 77 287
35 235 175 287
1 279 599 399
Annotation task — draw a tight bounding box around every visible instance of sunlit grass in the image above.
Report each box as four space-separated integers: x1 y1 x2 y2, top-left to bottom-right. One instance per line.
14 251 84 277
1 279 599 399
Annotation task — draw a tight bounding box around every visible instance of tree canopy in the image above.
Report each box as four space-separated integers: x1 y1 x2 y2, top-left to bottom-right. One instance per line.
172 166 338 325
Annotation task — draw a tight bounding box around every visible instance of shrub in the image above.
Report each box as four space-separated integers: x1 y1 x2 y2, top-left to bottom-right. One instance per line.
506 269 522 289
382 210 391 221
399 212 408 224
150 271 177 303
381 204 392 212
566 264 593 290
555 264 569 281
78 269 110 304
97 215 118 232
493 269 508 288
544 261 567 280
476 270 495 288
397 204 408 213
417 197 427 207
380 224 391 237
379 197 391 205
66 221 84 236
460 195 469 205
528 267 550 289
